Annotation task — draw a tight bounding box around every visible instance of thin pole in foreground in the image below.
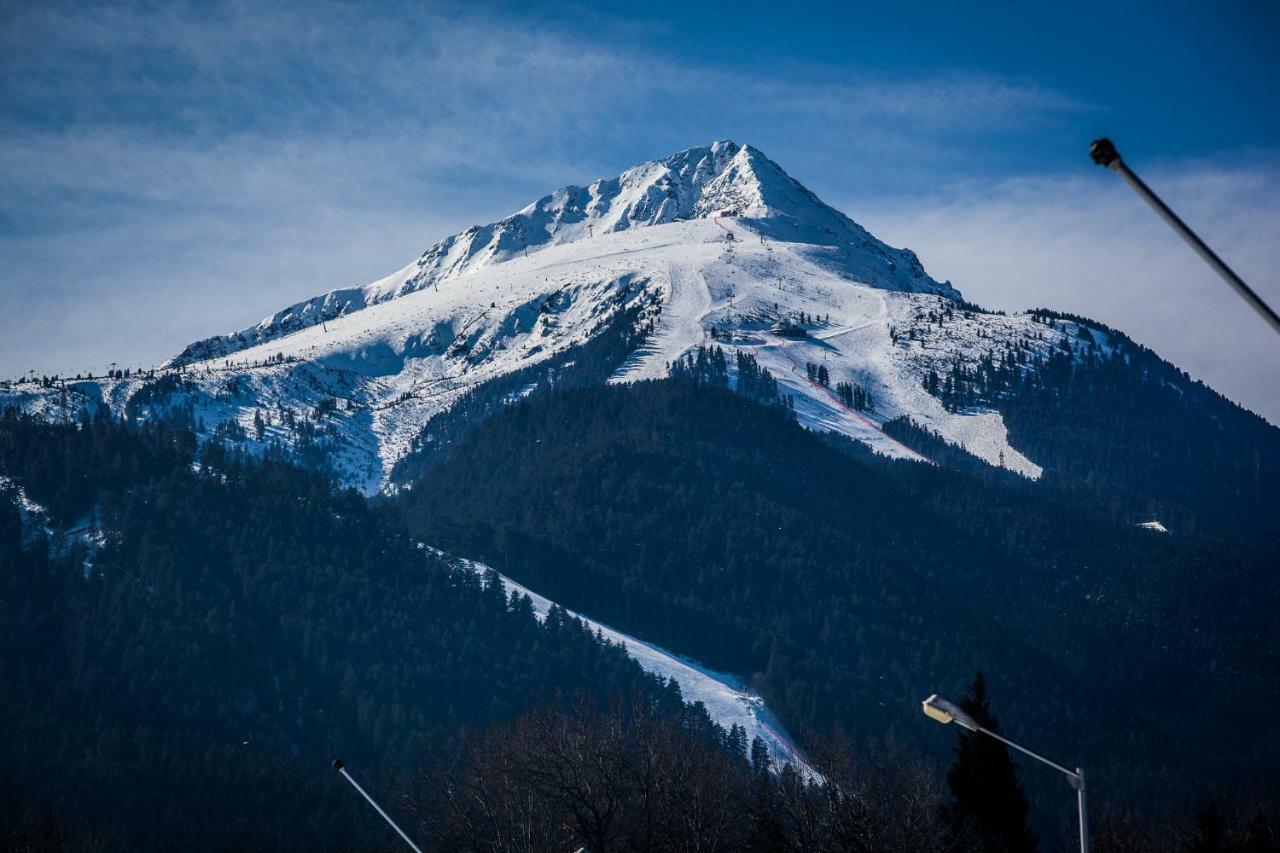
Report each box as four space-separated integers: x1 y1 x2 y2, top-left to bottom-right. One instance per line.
1076 766 1089 853
1090 137 1280 337
332 759 425 853
974 725 1089 853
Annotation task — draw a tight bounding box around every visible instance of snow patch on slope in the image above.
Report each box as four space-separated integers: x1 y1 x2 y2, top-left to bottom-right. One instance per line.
0 474 48 546
425 546 816 778
1 475 108 575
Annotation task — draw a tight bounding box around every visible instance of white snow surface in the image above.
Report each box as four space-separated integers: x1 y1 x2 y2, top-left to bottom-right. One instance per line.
425 546 817 778
1 140 1105 490
1 475 107 574
0 474 47 546
167 141 952 367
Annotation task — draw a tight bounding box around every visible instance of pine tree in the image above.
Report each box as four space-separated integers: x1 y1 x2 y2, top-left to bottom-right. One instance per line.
749 736 772 776
944 673 1037 853
726 723 749 762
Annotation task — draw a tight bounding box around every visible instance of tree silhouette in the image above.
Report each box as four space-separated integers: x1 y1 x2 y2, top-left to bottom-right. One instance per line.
944 673 1037 853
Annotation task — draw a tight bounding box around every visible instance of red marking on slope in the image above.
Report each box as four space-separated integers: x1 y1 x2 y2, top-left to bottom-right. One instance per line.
772 344 933 465
714 211 929 464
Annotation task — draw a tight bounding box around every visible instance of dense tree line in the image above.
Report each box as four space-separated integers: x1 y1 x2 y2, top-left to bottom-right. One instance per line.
669 345 729 386
923 310 1280 544
411 677 1278 853
734 350 787 407
879 417 1017 477
390 301 655 484
414 692 955 852
834 380 871 411
7 313 1280 850
669 345 792 411
0 409 694 851
399 379 1280 829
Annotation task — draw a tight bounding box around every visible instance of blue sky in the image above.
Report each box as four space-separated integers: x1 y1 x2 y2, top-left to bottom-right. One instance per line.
2 0 1278 420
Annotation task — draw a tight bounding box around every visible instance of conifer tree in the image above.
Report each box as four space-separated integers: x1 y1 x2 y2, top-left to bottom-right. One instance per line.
726 723 749 762
749 736 772 776
944 673 1037 853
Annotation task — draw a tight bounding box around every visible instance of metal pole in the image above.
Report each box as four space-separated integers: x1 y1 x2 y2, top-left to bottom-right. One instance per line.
976 726 1077 778
1076 766 1089 853
973 726 1088 853
332 759 425 853
1090 137 1280 337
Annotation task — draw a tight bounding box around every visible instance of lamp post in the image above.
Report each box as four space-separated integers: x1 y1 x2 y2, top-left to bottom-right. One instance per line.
332 759 425 853
1089 137 1279 337
922 694 1089 853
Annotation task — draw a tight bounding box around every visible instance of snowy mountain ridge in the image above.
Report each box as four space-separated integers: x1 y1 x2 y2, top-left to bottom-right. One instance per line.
169 141 953 366
4 140 1127 490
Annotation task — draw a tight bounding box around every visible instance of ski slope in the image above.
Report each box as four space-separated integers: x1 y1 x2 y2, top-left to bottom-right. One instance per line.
424 547 817 779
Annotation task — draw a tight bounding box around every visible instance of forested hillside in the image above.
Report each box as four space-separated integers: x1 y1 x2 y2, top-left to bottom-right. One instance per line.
921 309 1280 543
4 376 1278 849
0 409 693 851
399 379 1280 816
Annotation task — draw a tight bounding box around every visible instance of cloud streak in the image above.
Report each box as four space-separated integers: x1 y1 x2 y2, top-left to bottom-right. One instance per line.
1 0 1090 214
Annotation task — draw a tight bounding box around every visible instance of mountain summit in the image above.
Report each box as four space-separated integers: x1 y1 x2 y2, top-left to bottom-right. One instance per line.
170 141 953 366
12 139 1273 510
1 141 1075 489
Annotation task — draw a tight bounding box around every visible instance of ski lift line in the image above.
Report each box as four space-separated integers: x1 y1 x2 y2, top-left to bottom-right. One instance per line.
1090 138 1280 337
332 759 425 853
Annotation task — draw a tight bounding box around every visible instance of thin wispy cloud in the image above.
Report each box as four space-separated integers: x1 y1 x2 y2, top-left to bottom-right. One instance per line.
0 1 1087 216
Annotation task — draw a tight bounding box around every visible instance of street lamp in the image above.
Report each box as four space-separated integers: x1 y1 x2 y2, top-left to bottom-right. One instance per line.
922 694 1089 853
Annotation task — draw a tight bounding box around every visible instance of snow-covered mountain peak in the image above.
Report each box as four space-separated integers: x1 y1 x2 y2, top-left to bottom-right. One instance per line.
12 140 1053 492
167 141 952 366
